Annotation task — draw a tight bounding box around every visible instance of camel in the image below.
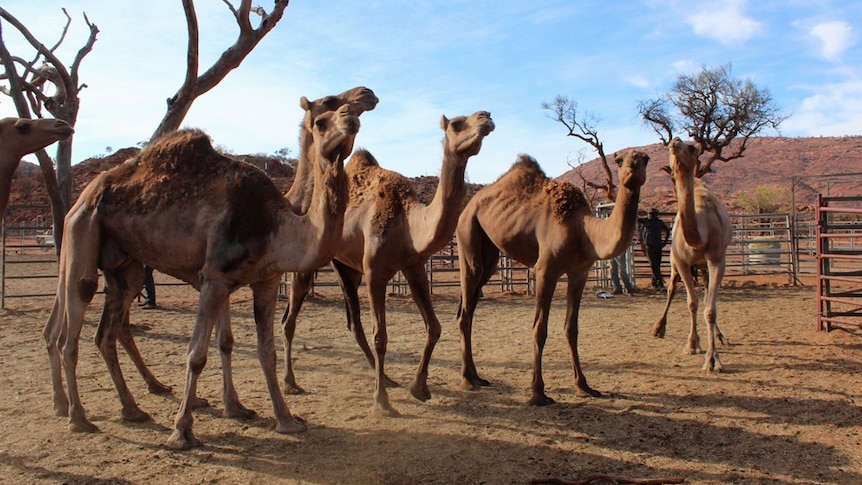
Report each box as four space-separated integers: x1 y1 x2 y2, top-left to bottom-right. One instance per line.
75 87 381 415
652 138 732 371
282 111 495 416
455 150 649 405
43 100 361 450
0 117 74 220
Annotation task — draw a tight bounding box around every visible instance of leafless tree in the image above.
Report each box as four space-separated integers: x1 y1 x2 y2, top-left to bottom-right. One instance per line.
638 63 787 178
542 95 618 201
1 0 290 250
150 0 289 141
0 7 98 251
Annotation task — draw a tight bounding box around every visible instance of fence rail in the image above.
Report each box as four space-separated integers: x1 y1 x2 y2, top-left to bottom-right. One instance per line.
1 205 822 309
816 195 862 331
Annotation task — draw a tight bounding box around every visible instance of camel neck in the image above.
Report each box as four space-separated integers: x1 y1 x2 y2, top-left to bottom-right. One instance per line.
673 170 705 248
285 129 315 214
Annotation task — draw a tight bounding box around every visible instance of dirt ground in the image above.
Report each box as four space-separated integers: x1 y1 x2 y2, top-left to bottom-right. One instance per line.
0 272 860 485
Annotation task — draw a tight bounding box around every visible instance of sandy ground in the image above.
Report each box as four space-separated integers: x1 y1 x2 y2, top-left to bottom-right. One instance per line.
0 271 860 484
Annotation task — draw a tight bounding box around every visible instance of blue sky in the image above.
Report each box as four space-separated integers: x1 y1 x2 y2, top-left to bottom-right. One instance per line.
2 0 860 183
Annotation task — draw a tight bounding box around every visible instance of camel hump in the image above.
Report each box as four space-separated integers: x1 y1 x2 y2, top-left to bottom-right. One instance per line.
543 179 587 222
137 128 220 172
347 149 379 168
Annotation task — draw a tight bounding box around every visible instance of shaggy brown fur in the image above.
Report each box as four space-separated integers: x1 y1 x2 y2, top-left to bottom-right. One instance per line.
282 111 495 416
455 149 649 405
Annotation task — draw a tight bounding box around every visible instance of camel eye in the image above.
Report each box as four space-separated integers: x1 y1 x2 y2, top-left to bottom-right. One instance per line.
314 119 327 129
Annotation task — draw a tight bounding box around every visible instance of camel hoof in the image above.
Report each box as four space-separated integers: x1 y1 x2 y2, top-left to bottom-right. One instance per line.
122 406 152 423
54 404 69 418
223 402 257 420
147 382 172 395
528 394 555 406
577 387 602 398
189 396 210 409
370 403 401 417
282 382 306 395
166 429 203 450
409 382 431 402
275 416 308 434
68 418 100 433
651 327 666 338
382 374 401 389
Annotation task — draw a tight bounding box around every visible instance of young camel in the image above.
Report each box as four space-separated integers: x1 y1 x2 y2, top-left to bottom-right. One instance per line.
0 117 74 220
43 102 360 450
456 150 649 405
281 111 494 416
67 87 380 418
652 138 732 371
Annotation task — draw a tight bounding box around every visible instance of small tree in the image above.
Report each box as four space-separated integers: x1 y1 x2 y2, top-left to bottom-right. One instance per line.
638 63 787 177
737 184 791 214
542 95 617 201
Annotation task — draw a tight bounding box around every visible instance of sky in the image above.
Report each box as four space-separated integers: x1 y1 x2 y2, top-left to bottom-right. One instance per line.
1 0 861 184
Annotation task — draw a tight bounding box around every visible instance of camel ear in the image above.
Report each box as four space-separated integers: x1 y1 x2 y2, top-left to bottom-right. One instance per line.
299 96 310 111
440 115 449 131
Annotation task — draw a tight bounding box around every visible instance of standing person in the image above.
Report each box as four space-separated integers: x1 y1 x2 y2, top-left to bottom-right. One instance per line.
610 249 635 295
140 264 157 309
640 208 671 289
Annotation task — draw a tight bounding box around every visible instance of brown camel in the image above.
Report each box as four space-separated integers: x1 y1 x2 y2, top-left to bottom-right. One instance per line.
67 87 380 417
456 150 649 405
282 111 495 416
652 138 732 371
43 101 360 450
0 117 74 220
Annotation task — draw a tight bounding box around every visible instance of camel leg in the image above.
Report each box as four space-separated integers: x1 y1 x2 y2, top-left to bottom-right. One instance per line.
652 264 681 338
216 304 256 419
528 267 559 406
44 296 69 418
563 271 601 399
281 271 314 394
676 262 702 355
402 263 442 402
117 309 172 395
365 268 399 417
250 277 307 434
702 260 727 372
332 260 399 388
52 214 102 433
455 223 498 390
166 279 227 450
96 265 151 422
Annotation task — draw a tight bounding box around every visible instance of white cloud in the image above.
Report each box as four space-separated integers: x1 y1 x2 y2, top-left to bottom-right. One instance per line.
809 21 856 62
686 0 762 45
783 80 862 137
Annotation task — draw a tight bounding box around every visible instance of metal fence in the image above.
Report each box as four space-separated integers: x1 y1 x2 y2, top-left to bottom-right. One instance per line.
0 205 820 309
815 195 862 331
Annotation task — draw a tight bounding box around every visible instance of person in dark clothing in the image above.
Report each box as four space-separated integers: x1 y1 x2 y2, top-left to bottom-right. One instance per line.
140 264 157 309
640 208 671 289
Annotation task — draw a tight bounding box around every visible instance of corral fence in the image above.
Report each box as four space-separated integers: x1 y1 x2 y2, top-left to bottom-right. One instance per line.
815 195 862 331
0 205 820 309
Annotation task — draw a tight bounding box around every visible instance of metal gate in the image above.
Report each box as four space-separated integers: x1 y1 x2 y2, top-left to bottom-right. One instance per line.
816 195 862 331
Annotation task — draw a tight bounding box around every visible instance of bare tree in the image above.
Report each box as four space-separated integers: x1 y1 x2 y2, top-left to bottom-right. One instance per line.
1 0 290 250
542 95 618 201
638 63 787 177
150 0 289 141
1 7 98 251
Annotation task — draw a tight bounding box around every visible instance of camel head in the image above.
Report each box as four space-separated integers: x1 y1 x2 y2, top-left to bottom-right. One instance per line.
614 149 649 190
440 111 495 159
305 101 361 166
668 137 701 180
0 117 74 157
302 86 379 129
